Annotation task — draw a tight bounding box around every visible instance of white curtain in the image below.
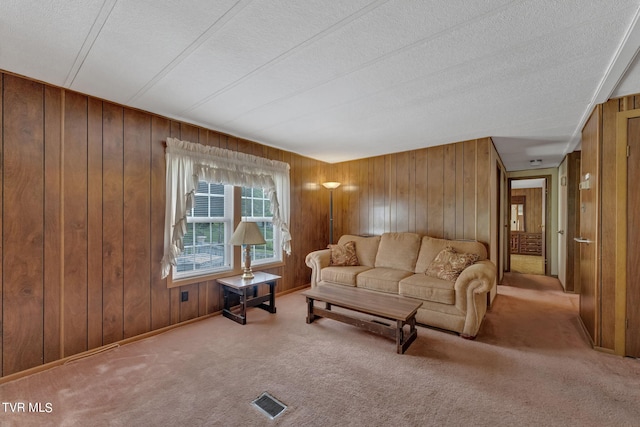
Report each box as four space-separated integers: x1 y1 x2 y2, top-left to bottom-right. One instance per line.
161 137 291 279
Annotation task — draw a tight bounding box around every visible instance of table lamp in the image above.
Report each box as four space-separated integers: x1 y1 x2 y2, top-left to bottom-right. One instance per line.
229 221 266 280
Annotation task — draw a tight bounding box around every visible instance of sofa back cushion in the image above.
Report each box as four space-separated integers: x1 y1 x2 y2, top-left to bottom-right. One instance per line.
337 235 381 267
374 232 421 271
415 236 487 273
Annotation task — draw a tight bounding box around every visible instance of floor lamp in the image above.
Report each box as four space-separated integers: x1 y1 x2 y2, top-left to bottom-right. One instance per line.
322 182 341 244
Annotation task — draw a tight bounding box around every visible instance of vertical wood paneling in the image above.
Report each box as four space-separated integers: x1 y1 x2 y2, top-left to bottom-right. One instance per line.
123 109 151 337
150 116 170 330
43 86 62 362
372 157 385 234
358 160 369 234
396 152 410 232
2 75 45 375
415 149 428 234
427 146 444 238
387 155 396 232
455 143 465 239
102 102 124 345
476 139 491 244
443 144 456 239
579 107 600 342
463 140 477 240
408 151 416 233
63 91 88 357
0 72 337 378
600 100 618 349
346 161 359 233
87 98 103 350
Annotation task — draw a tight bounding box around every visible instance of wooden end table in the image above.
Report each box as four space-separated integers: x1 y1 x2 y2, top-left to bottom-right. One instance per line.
301 285 422 354
217 272 280 325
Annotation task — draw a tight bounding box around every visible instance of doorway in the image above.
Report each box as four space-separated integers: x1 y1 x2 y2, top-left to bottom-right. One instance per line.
509 177 550 275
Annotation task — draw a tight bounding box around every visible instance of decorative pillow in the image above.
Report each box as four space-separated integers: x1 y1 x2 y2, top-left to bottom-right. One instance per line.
328 241 359 266
425 246 478 281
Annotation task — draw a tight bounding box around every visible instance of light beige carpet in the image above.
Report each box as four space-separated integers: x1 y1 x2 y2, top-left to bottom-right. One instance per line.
511 254 545 275
1 274 639 426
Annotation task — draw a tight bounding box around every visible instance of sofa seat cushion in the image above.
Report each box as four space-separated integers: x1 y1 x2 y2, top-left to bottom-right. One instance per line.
321 265 372 286
356 268 414 294
399 274 455 305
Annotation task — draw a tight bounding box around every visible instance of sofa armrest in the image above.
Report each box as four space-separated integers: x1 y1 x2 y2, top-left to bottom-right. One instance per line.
454 260 496 338
305 249 332 287
454 260 496 295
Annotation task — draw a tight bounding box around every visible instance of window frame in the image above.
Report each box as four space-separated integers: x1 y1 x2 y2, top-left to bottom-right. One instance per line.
241 186 282 267
168 186 284 288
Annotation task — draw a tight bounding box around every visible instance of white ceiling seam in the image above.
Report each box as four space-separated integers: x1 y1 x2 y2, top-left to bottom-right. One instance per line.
179 0 392 116
63 0 117 88
229 11 618 141
210 0 521 128
125 0 254 105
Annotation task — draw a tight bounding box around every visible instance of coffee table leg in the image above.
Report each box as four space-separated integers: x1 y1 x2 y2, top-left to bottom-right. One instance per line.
306 297 316 323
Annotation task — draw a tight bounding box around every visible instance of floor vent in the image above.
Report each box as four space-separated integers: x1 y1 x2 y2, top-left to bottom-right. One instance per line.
252 392 287 419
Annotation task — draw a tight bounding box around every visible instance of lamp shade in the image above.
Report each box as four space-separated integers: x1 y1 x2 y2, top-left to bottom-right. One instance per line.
322 181 341 189
229 221 266 246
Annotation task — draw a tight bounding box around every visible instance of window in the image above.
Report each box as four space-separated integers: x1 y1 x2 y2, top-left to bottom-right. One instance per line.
174 183 233 279
162 138 290 282
241 187 281 265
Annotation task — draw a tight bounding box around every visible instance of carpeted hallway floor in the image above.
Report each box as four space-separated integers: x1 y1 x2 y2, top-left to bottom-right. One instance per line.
1 273 639 426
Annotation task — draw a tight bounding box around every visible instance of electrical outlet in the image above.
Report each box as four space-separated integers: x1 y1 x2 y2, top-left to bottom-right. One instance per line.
181 291 188 302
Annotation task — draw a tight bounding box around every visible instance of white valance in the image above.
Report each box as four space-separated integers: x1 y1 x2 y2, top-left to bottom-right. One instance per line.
161 137 291 278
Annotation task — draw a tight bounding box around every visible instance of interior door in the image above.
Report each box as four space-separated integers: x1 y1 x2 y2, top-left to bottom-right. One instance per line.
626 116 640 357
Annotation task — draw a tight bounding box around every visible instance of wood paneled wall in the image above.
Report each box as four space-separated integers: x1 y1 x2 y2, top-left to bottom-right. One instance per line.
587 94 640 352
327 138 496 256
0 72 330 377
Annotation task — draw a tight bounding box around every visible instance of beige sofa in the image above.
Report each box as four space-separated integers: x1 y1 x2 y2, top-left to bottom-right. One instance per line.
305 232 496 338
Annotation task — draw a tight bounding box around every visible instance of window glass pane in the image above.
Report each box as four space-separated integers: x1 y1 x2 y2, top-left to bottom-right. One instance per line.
174 183 232 279
253 198 264 217
241 188 279 265
241 197 251 217
211 196 224 217
193 195 208 217
210 184 224 195
197 181 209 193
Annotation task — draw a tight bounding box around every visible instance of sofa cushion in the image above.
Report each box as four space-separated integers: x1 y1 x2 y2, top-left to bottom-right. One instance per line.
321 265 372 287
399 274 455 304
425 246 479 281
415 236 487 273
356 267 414 294
374 232 421 271
337 235 381 267
328 241 359 266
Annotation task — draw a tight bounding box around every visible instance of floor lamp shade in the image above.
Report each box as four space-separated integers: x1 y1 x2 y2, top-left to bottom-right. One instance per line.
230 221 266 279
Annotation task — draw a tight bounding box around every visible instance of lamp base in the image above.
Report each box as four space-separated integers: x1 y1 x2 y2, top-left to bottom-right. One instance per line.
241 269 255 280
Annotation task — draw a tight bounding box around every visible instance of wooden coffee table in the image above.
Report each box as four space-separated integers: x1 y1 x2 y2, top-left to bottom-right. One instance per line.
301 285 423 354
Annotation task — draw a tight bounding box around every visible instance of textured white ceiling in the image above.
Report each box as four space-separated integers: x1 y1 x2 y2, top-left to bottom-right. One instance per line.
2 0 640 170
